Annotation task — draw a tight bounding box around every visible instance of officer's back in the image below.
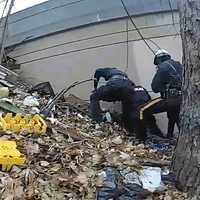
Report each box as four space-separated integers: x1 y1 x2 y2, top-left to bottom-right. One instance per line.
123 86 151 114
94 67 127 81
151 50 183 97
94 67 127 88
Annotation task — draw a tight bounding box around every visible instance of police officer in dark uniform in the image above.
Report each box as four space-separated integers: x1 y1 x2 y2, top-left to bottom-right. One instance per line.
139 50 183 138
90 67 163 141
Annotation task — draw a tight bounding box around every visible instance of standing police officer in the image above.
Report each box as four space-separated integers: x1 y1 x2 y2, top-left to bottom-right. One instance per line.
89 67 163 141
139 50 183 138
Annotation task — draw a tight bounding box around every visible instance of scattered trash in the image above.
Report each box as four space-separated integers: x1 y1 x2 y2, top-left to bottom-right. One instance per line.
0 87 9 98
162 167 170 176
40 161 50 167
0 79 183 199
64 94 89 114
0 64 18 84
41 79 92 117
30 107 40 114
112 136 123 145
149 143 169 151
95 124 101 129
96 167 120 199
0 79 15 87
77 113 84 119
0 140 25 171
1 98 12 104
103 111 112 123
0 113 47 134
122 166 166 192
0 98 24 113
12 88 29 98
122 169 141 185
28 82 55 97
23 96 39 107
139 167 166 192
97 167 151 200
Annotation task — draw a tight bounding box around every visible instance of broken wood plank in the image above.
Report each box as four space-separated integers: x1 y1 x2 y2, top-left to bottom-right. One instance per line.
140 158 170 167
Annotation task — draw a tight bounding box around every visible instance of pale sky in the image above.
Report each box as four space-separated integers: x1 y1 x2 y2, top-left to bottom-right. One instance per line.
0 0 48 16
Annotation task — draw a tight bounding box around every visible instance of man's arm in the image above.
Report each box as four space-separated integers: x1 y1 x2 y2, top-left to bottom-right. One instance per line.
94 78 99 90
94 69 102 89
151 69 167 93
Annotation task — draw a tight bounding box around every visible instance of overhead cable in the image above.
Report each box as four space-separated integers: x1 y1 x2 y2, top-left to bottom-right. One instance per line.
125 19 129 73
168 0 179 35
17 33 177 65
41 78 94 117
13 24 169 59
0 0 9 23
0 0 15 61
120 0 155 55
148 39 162 50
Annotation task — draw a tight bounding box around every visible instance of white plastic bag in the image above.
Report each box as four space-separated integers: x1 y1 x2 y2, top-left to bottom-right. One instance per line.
139 167 164 192
23 96 39 107
0 87 9 98
122 166 166 192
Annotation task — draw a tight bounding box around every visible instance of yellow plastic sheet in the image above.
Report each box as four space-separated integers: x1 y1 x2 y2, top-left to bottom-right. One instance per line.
0 113 47 134
0 140 25 171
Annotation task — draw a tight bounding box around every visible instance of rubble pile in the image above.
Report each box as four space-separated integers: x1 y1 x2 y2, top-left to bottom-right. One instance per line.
0 81 186 200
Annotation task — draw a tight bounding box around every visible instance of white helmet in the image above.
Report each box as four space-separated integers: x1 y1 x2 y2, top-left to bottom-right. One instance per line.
155 49 169 57
154 49 171 65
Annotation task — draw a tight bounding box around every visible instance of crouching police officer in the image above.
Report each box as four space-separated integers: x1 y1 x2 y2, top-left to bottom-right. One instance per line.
139 50 183 138
89 67 163 141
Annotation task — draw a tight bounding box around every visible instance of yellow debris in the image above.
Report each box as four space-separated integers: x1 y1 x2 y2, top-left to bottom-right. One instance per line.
0 140 25 171
0 113 47 134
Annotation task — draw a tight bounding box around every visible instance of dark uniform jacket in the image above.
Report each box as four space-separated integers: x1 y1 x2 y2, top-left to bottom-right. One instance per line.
94 68 128 89
151 59 183 97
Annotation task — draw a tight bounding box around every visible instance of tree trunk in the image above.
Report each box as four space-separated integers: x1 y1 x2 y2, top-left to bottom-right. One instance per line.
172 0 200 198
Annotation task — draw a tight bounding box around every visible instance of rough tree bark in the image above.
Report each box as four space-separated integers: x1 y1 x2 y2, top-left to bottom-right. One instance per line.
172 0 200 198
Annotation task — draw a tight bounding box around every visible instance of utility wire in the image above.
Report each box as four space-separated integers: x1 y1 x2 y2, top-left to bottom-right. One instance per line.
17 33 177 65
0 0 15 62
41 78 94 117
168 0 179 36
120 0 155 55
0 0 11 66
148 39 162 50
13 23 170 59
0 0 9 24
125 18 129 73
0 0 9 63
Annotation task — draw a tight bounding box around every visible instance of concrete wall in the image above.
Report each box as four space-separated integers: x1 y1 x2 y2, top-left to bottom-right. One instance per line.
2 0 178 46
8 12 181 96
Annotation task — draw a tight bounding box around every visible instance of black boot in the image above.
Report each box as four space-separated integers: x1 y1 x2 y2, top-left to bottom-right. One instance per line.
149 126 165 138
166 118 175 138
145 115 164 138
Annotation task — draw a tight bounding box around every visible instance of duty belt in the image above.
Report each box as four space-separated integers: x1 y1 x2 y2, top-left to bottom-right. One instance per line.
110 75 128 80
163 88 182 99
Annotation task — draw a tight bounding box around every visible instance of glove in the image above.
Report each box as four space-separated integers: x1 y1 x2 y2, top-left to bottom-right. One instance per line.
102 112 112 123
